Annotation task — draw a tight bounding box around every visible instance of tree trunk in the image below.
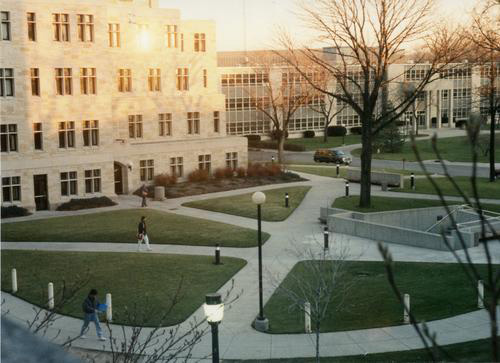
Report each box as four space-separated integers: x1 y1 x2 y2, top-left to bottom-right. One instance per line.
277 135 286 164
489 101 496 182
315 319 320 363
359 116 373 208
323 125 328 143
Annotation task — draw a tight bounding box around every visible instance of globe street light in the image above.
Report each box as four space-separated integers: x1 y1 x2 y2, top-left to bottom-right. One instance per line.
204 293 224 363
251 191 269 331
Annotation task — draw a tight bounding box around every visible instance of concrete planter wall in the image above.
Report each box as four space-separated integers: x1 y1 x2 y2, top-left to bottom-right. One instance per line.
346 169 404 187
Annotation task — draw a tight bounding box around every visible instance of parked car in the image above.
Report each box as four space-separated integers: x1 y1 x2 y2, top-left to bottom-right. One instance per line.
313 149 352 164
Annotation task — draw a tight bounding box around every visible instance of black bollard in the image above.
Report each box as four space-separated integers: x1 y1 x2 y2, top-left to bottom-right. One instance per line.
271 156 275 163
345 181 349 197
285 192 289 208
410 173 415 190
323 226 329 250
214 244 221 265
336 163 340 178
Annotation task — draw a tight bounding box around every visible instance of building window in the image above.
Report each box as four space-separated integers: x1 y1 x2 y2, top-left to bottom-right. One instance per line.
108 23 120 47
187 112 200 135
170 157 183 177
203 69 207 88
53 13 70 42
0 68 14 97
194 33 206 52
0 124 18 152
80 68 96 95
140 159 154 181
33 122 43 150
176 68 189 91
148 68 161 91
226 152 238 169
58 121 75 148
159 113 172 136
27 12 36 41
83 120 99 146
2 176 21 202
128 115 143 138
118 69 132 92
30 68 40 96
180 33 184 51
77 14 94 42
1 11 10 41
198 154 211 173
85 169 101 193
213 111 220 133
60 171 77 196
165 25 178 48
55 68 72 95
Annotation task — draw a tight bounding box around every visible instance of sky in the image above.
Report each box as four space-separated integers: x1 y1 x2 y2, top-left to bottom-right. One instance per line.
160 0 478 51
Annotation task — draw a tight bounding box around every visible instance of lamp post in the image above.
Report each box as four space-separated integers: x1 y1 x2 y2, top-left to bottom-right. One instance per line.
252 191 269 331
204 293 224 363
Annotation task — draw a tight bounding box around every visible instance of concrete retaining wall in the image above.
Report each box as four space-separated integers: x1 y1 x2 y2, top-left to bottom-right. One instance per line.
347 169 404 187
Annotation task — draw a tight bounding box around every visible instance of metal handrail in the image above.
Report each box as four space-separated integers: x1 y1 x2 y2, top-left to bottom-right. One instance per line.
425 204 468 232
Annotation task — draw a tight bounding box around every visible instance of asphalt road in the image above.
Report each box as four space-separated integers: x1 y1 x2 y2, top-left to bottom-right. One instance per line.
249 149 494 178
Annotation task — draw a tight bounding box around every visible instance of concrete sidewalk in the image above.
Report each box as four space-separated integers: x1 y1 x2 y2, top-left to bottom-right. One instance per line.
2 172 499 360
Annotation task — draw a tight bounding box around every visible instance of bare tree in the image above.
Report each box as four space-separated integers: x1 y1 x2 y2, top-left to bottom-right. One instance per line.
247 61 314 164
270 240 353 362
307 74 346 142
379 127 500 361
398 83 427 137
468 0 500 53
279 0 469 207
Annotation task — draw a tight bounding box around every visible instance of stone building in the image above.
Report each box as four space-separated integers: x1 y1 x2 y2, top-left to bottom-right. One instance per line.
1 0 247 211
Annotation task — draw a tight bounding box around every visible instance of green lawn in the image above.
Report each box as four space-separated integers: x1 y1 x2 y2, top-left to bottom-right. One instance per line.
0 209 270 247
265 261 496 333
285 135 362 151
1 250 246 326
227 338 493 362
182 186 311 222
289 165 423 178
332 196 500 214
351 134 500 163
391 176 500 200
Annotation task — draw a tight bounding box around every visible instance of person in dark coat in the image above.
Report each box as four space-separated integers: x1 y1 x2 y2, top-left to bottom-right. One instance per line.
79 289 106 341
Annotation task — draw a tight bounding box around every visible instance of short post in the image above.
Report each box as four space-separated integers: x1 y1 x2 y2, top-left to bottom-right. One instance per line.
403 293 410 324
48 282 54 310
285 192 289 208
214 244 221 265
410 173 415 190
11 268 17 294
323 226 329 250
271 156 275 163
106 293 112 322
345 181 349 197
304 301 312 333
336 163 340 178
478 280 484 309
402 158 406 170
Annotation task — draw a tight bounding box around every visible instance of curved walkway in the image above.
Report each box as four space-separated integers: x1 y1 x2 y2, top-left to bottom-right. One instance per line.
2 172 499 360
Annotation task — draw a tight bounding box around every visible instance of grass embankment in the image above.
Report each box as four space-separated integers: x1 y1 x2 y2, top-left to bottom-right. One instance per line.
2 250 246 326
351 134 500 163
1 209 270 247
285 135 362 151
183 186 311 222
265 261 496 333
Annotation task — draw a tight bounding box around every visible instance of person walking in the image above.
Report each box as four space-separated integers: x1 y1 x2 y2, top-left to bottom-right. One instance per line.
141 184 148 207
137 215 152 251
79 289 106 341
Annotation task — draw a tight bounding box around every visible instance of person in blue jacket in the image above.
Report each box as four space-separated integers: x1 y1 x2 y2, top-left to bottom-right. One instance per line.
79 289 106 341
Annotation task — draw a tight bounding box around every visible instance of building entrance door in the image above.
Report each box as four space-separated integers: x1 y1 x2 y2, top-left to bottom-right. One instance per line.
114 162 123 194
33 174 49 210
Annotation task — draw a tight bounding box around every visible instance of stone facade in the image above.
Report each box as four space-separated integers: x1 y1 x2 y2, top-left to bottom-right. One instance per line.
1 0 247 211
